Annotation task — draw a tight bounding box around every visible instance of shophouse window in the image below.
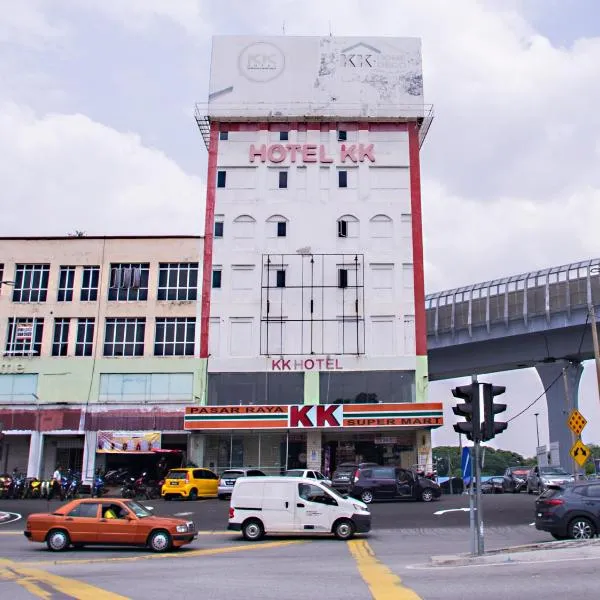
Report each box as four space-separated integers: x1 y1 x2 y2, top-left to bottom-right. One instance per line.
108 263 149 301
207 372 303 405
278 171 288 189
338 170 348 188
103 317 145 357
157 263 198 301
276 270 286 288
52 318 70 356
217 171 227 188
57 266 75 302
5 317 44 356
12 264 50 302
81 266 100 301
337 130 347 141
214 221 224 238
212 269 222 289
0 373 38 403
75 318 95 357
319 371 416 405
99 373 193 403
154 317 195 356
280 131 289 141
219 131 228 141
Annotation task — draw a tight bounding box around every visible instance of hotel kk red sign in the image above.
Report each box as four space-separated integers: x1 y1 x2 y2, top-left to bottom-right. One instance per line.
184 403 444 431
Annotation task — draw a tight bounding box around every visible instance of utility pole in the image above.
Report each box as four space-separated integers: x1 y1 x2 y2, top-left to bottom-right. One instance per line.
589 305 600 403
534 412 540 448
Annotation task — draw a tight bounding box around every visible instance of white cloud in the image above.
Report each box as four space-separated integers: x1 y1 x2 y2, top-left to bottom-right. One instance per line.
0 0 66 46
0 103 205 236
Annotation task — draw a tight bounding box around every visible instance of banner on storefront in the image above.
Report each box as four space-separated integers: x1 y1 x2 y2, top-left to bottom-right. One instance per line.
96 431 162 453
184 403 443 431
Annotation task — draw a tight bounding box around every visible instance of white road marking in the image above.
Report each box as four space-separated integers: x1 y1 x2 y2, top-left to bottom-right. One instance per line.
174 512 194 516
434 508 471 516
0 512 22 525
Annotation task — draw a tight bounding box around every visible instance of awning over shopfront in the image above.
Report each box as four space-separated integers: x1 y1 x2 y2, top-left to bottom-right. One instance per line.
184 403 444 431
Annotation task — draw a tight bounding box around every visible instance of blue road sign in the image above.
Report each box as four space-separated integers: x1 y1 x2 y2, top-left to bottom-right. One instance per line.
461 446 472 485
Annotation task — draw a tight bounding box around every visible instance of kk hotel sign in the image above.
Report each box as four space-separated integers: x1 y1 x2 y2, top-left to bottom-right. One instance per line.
184 403 444 431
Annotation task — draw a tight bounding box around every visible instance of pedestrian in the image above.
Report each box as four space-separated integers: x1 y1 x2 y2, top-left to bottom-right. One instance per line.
52 465 62 500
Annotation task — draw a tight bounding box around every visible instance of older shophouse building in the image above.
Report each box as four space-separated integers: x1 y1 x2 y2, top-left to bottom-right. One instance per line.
186 36 443 476
0 236 204 480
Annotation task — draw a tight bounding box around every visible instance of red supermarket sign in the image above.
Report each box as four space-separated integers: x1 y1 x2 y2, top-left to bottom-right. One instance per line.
289 405 343 428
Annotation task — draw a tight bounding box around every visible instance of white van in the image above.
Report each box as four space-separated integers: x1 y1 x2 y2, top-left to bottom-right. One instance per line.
227 476 371 541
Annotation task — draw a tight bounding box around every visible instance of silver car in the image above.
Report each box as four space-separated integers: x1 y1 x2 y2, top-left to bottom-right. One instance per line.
284 469 332 486
527 466 573 494
217 468 266 500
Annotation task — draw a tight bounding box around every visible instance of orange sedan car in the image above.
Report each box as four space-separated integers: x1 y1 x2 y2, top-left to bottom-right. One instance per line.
24 497 197 552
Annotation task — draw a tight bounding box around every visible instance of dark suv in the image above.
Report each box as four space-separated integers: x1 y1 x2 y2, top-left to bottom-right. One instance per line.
535 482 600 539
348 465 441 504
331 462 379 493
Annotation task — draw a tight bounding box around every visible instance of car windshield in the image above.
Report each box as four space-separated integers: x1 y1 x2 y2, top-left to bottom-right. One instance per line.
126 500 153 518
511 469 529 476
284 471 305 477
221 471 244 479
166 470 187 480
540 468 570 476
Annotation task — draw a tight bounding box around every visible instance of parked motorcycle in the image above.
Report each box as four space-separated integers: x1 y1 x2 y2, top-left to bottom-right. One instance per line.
0 473 12 499
91 470 108 498
23 478 42 499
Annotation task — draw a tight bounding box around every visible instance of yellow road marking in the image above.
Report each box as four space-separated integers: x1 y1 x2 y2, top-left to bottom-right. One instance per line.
0 560 127 599
2 539 304 567
347 539 422 600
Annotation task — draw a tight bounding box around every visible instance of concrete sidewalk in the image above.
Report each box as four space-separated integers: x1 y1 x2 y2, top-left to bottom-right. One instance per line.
431 538 600 566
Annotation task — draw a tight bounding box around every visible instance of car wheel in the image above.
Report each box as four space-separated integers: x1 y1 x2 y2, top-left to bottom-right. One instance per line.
421 489 435 502
242 519 264 541
334 519 355 541
148 530 172 553
568 517 595 540
188 489 198 501
360 490 374 504
46 529 70 552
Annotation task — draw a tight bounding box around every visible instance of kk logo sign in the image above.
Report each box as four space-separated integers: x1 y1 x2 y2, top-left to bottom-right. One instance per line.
289 405 343 428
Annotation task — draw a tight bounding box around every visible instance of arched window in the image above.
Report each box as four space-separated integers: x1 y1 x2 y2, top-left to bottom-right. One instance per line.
369 214 393 238
337 214 359 239
266 215 289 238
233 215 256 239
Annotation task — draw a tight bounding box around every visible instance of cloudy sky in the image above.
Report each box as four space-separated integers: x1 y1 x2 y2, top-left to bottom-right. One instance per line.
2 0 600 457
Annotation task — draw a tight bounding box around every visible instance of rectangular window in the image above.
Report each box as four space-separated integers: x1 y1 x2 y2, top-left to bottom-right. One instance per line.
276 270 286 288
81 266 100 301
157 262 198 301
99 373 193 403
12 264 50 302
280 131 289 141
103 317 146 357
212 269 222 289
278 171 288 189
154 317 196 356
52 318 70 357
277 221 287 237
5 317 44 356
338 130 347 141
217 170 226 188
214 221 224 238
219 131 228 141
338 269 348 289
338 170 348 188
57 266 75 302
75 318 95 357
0 373 38 403
338 220 348 238
108 263 149 301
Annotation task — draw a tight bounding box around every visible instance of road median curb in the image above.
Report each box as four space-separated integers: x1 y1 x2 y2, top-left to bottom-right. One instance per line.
431 538 600 566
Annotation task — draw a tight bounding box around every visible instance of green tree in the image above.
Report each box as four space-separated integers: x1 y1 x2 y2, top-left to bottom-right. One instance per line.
433 445 532 477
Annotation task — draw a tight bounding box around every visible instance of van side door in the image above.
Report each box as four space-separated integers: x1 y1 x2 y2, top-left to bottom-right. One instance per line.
261 481 295 532
294 483 338 533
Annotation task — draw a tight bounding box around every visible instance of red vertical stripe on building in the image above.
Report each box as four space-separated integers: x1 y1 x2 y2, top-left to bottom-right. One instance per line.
408 122 427 356
200 123 219 358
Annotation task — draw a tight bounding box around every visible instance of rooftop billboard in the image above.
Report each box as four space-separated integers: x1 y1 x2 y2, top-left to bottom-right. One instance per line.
208 36 424 119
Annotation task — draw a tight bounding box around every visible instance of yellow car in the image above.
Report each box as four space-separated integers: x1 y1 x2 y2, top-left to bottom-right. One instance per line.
161 468 219 501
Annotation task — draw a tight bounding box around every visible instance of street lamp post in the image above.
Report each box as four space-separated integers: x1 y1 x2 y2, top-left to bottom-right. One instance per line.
534 412 540 448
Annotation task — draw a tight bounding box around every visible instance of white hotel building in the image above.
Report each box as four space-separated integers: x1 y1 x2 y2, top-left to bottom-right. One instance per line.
186 36 443 476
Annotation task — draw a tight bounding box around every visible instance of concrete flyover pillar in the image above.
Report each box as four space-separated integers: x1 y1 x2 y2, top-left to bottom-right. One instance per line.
188 434 205 467
535 360 583 472
26 431 43 479
82 431 98 484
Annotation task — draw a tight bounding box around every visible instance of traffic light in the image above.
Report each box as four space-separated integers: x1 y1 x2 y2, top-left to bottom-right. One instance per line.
482 383 507 441
452 384 480 442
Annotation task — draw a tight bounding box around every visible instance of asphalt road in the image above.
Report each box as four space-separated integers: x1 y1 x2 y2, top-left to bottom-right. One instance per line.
1 524 595 599
0 491 537 532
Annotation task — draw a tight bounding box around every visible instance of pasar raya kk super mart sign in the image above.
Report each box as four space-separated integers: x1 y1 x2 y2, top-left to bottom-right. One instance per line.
184 403 443 430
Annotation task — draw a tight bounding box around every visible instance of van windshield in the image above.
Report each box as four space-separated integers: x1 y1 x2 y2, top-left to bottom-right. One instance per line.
320 483 347 499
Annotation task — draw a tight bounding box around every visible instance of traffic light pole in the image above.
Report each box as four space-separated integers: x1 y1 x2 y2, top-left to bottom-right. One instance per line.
472 376 484 556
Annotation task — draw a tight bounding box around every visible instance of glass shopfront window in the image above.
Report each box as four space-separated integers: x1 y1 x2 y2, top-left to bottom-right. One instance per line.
319 371 415 405
207 373 304 405
204 432 289 475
